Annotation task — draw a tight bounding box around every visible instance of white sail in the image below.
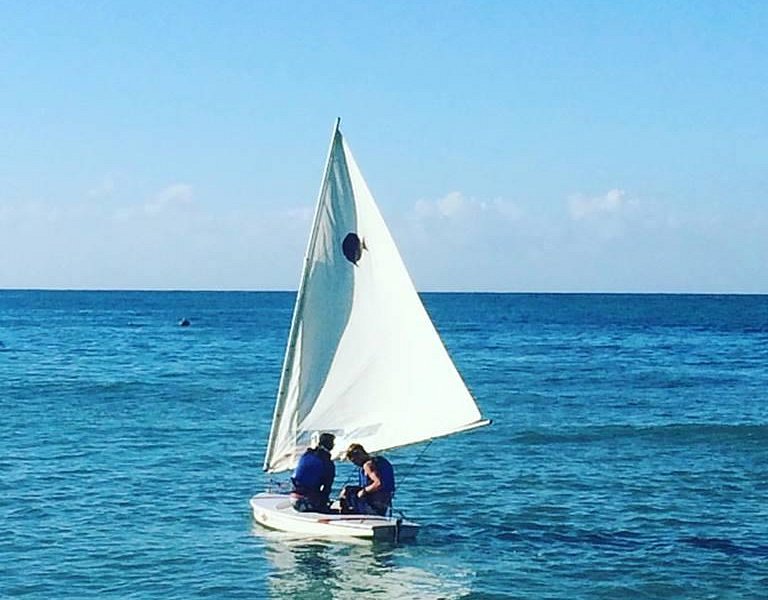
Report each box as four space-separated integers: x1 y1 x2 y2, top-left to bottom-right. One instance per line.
264 121 488 473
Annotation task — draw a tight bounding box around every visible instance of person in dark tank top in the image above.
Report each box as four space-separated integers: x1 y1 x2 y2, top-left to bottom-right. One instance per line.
339 443 396 516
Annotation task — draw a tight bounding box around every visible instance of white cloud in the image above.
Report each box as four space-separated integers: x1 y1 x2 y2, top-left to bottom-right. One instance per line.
398 191 532 291
112 183 196 221
0 187 313 289
2 183 766 293
394 186 767 292
87 176 116 200
436 191 466 217
412 191 522 221
568 188 627 220
144 183 194 215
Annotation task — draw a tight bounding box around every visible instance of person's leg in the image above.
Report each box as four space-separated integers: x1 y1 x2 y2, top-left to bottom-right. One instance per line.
291 495 312 512
340 485 363 513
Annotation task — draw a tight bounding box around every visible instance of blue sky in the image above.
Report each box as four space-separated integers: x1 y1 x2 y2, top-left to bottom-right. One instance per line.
1 1 766 292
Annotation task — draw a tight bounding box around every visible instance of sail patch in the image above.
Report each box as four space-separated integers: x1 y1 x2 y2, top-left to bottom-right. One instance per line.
342 233 363 264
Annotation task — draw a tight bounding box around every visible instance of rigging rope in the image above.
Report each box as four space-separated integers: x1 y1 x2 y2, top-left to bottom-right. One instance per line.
396 439 434 488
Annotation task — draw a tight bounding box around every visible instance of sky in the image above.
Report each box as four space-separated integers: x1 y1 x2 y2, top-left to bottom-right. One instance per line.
1 1 766 292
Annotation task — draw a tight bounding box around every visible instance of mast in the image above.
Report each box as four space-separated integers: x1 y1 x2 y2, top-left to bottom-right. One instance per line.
263 118 342 471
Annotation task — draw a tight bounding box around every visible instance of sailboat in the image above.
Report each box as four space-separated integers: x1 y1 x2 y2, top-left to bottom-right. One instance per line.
250 120 490 541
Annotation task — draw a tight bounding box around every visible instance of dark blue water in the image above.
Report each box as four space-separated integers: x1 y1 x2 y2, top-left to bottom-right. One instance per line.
1 291 766 598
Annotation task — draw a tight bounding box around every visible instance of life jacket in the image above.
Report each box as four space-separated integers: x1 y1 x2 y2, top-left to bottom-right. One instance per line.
292 448 334 496
358 456 396 494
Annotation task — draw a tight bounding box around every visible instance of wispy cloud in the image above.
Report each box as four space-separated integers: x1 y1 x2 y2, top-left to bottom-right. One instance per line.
391 186 768 292
412 191 523 221
568 188 628 220
144 183 194 215
0 185 312 289
87 176 117 200
1 184 766 292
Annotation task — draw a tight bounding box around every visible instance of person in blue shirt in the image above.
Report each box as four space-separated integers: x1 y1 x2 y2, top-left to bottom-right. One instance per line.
290 432 335 513
340 443 395 516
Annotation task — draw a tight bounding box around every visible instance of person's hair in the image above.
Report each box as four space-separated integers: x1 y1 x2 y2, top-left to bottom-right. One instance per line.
318 432 335 451
345 443 369 461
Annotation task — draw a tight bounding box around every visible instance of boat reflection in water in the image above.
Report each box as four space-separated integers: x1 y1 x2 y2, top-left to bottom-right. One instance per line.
255 527 472 599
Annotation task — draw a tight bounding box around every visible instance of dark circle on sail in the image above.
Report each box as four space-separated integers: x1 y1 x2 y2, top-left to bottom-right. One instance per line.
342 232 363 264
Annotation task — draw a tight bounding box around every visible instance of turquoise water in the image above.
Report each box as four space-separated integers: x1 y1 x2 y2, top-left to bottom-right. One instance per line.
1 291 766 598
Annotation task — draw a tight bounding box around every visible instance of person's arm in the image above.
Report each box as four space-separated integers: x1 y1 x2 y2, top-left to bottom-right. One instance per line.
357 460 382 497
320 461 335 499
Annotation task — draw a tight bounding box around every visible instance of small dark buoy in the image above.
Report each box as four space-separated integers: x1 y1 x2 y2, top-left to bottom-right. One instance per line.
179 318 191 327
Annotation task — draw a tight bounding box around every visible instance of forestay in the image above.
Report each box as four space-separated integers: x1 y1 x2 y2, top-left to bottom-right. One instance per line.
263 120 488 473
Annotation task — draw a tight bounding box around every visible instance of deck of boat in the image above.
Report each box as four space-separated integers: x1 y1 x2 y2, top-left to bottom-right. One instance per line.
250 493 419 542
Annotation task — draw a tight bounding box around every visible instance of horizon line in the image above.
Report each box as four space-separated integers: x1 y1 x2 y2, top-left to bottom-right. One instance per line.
1 287 766 296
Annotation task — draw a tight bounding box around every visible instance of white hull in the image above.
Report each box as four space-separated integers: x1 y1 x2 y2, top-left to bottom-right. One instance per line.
250 493 419 542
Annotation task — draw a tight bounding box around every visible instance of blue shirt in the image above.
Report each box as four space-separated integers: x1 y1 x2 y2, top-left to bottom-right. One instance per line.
292 448 335 500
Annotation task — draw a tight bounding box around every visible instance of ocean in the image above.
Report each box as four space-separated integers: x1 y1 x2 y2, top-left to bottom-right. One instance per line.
1 290 766 599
